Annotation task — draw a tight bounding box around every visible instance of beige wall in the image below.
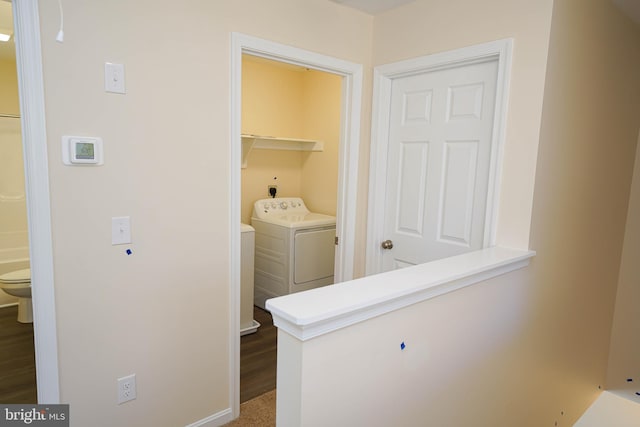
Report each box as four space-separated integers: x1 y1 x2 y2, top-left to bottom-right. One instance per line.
242 57 306 138
0 57 27 306
35 0 372 425
532 0 640 418
289 269 557 426
0 58 20 115
278 0 640 426
300 69 342 215
607 130 640 393
241 57 341 223
241 57 305 223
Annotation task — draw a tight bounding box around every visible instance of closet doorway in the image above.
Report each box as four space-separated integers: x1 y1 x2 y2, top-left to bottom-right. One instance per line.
230 33 363 415
239 54 343 402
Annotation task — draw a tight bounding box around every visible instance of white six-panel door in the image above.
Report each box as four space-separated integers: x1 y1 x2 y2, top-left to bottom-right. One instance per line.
381 58 499 271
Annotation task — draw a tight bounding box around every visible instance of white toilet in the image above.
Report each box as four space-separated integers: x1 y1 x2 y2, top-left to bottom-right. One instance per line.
0 268 32 323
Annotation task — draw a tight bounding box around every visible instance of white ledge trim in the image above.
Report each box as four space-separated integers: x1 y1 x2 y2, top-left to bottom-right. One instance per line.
266 247 535 341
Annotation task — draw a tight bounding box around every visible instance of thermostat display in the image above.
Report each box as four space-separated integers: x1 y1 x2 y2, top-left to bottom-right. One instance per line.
75 142 95 160
62 136 104 165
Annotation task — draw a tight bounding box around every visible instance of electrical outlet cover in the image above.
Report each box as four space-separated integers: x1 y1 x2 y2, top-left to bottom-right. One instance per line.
117 374 137 404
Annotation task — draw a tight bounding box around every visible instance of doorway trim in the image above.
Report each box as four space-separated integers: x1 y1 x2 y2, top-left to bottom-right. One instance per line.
13 0 60 403
229 32 362 417
366 39 513 275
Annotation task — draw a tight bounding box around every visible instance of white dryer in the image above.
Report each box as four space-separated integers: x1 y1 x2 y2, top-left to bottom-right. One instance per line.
251 197 336 309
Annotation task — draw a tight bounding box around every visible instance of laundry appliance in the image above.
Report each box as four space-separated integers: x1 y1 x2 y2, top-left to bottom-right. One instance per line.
240 223 260 335
251 197 336 309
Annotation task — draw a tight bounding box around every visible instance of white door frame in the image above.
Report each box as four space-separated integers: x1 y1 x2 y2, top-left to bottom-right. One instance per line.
366 39 513 276
13 0 60 403
229 33 363 416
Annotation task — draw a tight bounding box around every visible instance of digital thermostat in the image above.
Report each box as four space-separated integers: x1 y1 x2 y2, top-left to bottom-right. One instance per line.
62 136 104 165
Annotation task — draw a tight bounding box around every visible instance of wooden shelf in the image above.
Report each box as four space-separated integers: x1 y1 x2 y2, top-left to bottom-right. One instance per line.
241 134 324 168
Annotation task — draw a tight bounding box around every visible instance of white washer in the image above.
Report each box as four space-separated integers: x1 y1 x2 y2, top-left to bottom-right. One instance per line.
251 197 336 309
240 224 260 335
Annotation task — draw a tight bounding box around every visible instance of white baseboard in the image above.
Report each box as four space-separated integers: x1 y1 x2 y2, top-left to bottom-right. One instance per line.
184 407 234 427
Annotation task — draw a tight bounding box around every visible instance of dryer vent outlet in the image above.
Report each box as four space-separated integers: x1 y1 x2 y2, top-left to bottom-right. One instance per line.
268 185 277 198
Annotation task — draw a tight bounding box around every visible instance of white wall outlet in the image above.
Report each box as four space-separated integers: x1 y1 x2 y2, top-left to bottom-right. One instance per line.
105 62 126 94
111 216 131 245
117 374 137 404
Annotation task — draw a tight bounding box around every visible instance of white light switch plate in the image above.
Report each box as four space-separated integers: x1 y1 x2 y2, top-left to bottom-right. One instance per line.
111 216 131 245
105 62 126 94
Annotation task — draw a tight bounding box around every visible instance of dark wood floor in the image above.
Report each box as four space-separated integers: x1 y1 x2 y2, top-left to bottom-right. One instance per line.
0 305 37 403
240 306 277 403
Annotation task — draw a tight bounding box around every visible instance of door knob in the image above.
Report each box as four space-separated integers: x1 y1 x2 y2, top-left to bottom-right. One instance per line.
381 240 394 250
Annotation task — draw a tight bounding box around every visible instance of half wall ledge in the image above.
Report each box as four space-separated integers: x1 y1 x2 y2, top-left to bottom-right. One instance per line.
266 246 535 341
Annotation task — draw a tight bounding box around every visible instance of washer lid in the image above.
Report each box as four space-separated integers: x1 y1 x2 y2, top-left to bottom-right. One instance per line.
240 223 255 233
254 212 336 228
0 268 31 284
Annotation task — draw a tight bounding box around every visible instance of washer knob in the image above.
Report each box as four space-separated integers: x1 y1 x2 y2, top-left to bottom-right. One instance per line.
280 201 288 209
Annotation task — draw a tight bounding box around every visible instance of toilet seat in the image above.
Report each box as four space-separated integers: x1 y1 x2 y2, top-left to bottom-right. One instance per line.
0 268 31 284
0 268 32 323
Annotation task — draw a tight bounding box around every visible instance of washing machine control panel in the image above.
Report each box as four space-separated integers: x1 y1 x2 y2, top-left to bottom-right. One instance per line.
253 197 309 218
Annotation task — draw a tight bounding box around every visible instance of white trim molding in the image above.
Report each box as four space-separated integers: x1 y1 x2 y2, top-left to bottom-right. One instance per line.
183 407 233 427
366 38 514 276
13 0 60 403
229 32 363 420
267 246 534 341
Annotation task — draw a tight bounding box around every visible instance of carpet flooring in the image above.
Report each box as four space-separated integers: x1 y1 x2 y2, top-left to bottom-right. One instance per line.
223 389 276 426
